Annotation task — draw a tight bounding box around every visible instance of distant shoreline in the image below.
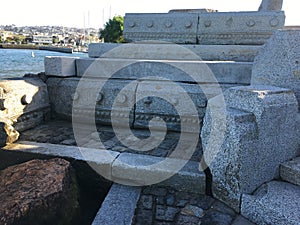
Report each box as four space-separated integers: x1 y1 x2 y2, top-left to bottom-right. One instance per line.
0 44 73 53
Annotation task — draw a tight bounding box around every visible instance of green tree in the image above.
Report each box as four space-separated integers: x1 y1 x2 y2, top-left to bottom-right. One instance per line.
100 16 124 43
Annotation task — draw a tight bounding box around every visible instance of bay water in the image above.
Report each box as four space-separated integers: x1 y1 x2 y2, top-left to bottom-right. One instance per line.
0 49 87 79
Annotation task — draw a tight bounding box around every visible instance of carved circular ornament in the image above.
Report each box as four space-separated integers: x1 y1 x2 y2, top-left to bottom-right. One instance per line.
269 17 279 27
246 19 256 27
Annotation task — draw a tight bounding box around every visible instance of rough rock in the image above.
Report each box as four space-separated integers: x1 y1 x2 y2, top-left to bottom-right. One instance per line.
0 158 80 225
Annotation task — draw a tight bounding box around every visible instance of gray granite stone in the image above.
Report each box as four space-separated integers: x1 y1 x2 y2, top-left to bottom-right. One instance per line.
92 184 141 225
44 56 78 77
231 216 256 225
140 195 153 210
176 214 199 225
241 181 300 225
124 11 285 45
4 141 120 180
280 157 300 187
251 29 300 109
155 205 179 222
76 57 252 85
181 205 204 218
201 210 234 225
88 43 260 62
124 13 199 44
112 153 205 192
202 86 300 212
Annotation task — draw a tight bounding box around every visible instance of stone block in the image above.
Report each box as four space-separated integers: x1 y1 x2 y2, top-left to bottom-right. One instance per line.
76 58 252 85
202 85 300 212
45 56 78 77
241 181 300 225
124 11 285 45
124 13 199 44
197 11 285 45
280 157 300 187
88 43 260 62
251 29 300 108
92 184 141 225
4 141 120 180
112 153 205 190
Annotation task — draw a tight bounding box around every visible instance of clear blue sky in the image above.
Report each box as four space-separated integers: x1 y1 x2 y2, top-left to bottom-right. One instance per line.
0 0 298 28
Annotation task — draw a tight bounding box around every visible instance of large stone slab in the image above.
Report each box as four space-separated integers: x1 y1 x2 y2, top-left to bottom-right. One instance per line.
92 184 141 225
0 158 80 225
88 43 260 62
4 141 120 180
252 29 300 108
280 157 300 187
45 56 79 77
202 85 300 212
112 153 206 193
242 181 300 225
124 11 285 45
76 58 252 84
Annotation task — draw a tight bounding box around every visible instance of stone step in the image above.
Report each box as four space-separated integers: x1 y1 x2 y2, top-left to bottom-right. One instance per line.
2 141 206 194
241 181 300 225
280 157 300 186
75 58 252 85
88 43 260 62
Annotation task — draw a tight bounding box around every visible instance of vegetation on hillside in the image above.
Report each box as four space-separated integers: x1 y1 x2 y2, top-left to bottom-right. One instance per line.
99 16 125 43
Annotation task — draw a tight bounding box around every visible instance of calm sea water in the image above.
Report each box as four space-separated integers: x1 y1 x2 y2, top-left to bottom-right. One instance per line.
0 49 87 78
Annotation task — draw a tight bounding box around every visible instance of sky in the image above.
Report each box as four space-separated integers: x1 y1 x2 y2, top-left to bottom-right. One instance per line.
0 0 298 28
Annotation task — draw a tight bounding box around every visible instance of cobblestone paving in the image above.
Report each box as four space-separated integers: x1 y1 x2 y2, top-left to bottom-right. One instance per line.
19 120 255 225
133 186 255 225
19 120 202 161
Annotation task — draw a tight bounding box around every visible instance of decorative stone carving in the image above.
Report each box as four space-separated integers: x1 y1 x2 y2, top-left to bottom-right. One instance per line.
124 10 285 45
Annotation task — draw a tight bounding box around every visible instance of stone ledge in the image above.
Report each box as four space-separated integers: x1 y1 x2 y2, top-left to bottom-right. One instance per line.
3 141 205 194
88 43 260 62
92 184 141 225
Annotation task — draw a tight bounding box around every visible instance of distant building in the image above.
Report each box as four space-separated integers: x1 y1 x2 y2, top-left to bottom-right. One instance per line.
32 35 52 44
